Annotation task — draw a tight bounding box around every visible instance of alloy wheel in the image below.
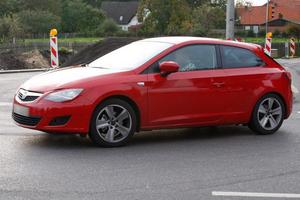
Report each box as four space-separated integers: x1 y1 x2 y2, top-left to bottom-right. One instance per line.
257 97 283 131
95 104 132 143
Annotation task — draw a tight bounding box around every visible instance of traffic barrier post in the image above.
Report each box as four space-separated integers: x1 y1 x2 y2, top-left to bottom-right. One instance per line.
290 37 296 58
264 32 272 57
50 29 59 68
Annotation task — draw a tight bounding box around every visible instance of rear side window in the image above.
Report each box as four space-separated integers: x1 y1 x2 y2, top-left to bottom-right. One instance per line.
221 46 265 69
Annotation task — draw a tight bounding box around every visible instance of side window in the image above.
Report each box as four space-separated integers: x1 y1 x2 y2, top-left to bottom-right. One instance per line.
221 46 265 68
158 45 218 72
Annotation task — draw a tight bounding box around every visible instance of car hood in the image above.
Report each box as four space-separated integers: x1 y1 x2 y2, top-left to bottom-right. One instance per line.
21 67 125 92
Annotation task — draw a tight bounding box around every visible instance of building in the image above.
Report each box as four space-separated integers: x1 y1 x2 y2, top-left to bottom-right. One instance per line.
236 0 300 33
101 1 141 31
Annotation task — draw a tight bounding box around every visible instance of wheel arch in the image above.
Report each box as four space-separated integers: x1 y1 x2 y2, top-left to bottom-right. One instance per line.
93 95 141 132
251 91 288 120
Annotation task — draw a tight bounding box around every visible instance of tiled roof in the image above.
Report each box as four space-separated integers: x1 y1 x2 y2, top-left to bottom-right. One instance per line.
237 0 300 25
101 1 139 25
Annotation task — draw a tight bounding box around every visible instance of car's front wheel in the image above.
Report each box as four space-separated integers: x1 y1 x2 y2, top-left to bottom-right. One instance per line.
249 94 285 135
89 98 136 147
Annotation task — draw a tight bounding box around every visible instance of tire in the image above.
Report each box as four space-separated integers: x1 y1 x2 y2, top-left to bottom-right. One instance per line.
89 98 137 147
249 93 285 135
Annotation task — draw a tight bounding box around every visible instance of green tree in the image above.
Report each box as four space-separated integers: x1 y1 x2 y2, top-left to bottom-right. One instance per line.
138 0 192 35
0 0 11 17
192 3 225 35
83 0 102 8
19 0 62 16
186 0 210 7
236 0 253 8
0 0 23 17
61 0 105 33
17 10 61 34
0 14 21 41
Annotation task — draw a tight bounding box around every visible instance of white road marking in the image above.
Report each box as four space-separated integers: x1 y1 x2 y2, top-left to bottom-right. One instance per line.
212 191 300 198
297 111 300 114
0 102 12 106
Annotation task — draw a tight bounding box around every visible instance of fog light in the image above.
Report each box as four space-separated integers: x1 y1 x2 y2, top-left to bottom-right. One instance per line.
49 116 71 126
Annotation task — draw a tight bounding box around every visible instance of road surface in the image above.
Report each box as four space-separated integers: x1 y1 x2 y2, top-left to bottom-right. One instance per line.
0 60 300 200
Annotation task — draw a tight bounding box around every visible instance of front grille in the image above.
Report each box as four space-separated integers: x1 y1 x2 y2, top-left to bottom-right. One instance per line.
12 112 41 126
17 89 43 102
18 93 39 102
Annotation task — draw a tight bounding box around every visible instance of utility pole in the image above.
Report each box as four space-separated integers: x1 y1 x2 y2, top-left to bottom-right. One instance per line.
226 0 235 39
265 0 270 35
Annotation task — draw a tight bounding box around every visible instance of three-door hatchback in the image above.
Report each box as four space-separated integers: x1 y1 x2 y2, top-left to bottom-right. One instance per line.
12 37 293 147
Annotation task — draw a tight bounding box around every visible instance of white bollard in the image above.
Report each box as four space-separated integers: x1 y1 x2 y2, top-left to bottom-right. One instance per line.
50 29 59 68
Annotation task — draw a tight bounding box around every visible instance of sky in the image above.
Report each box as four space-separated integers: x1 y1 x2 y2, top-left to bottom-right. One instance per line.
249 0 268 6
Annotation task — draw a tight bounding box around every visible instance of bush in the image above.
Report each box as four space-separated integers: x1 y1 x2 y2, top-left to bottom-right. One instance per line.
281 31 288 38
273 29 281 37
258 30 266 37
246 30 255 37
287 24 300 39
236 30 247 37
96 18 121 36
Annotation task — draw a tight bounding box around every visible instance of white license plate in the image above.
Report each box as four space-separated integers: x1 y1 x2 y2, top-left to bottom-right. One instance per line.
13 104 29 117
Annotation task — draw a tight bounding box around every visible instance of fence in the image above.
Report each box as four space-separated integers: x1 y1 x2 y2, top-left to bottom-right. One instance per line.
0 42 93 54
0 41 299 58
257 42 300 58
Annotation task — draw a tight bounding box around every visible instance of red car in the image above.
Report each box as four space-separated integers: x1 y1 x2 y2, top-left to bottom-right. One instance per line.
12 37 293 147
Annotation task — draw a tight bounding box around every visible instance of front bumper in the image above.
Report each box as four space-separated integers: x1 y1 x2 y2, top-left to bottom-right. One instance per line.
12 96 93 134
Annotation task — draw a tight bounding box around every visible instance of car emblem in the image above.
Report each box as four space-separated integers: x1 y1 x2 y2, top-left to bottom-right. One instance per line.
19 89 27 100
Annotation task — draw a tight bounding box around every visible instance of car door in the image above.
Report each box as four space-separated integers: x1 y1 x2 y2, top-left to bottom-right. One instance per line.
145 44 227 128
219 45 267 123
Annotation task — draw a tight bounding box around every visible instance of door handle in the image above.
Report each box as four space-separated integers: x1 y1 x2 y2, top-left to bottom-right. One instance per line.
212 82 225 88
137 82 145 87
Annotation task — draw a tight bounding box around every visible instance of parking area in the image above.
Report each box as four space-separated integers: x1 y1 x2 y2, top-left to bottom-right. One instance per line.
1 59 300 200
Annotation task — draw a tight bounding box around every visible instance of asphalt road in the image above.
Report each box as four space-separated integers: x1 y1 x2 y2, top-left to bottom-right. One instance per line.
1 61 300 200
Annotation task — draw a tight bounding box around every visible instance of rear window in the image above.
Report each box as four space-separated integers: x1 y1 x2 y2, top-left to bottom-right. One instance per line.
221 46 265 68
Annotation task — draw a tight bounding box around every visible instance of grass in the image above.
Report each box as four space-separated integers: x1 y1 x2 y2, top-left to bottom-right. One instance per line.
23 37 103 44
243 37 292 43
14 37 296 45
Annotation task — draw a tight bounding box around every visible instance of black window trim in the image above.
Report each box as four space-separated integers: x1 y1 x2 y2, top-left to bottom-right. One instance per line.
219 44 266 69
141 43 222 74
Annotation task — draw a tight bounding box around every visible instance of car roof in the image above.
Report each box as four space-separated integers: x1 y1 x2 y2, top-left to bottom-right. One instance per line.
141 36 261 51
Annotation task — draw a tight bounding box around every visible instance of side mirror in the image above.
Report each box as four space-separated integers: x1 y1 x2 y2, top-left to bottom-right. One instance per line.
159 61 179 77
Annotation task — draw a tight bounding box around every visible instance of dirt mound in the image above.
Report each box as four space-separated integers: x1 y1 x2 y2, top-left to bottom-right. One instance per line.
0 50 50 70
19 50 50 69
40 50 73 66
62 37 140 67
0 51 26 70
0 37 140 70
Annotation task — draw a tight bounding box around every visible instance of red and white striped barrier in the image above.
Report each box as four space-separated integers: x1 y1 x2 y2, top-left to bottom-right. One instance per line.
264 37 272 56
290 37 296 58
50 36 59 68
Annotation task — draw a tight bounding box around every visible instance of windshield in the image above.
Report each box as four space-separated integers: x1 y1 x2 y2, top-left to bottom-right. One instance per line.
88 41 173 70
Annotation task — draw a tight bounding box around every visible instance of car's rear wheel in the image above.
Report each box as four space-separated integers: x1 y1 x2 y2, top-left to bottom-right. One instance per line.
89 98 136 147
249 94 285 135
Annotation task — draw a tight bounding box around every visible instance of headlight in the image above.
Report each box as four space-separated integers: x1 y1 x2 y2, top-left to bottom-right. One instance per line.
45 89 83 102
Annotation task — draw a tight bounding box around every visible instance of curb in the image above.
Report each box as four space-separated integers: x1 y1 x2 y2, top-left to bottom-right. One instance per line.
0 68 51 74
